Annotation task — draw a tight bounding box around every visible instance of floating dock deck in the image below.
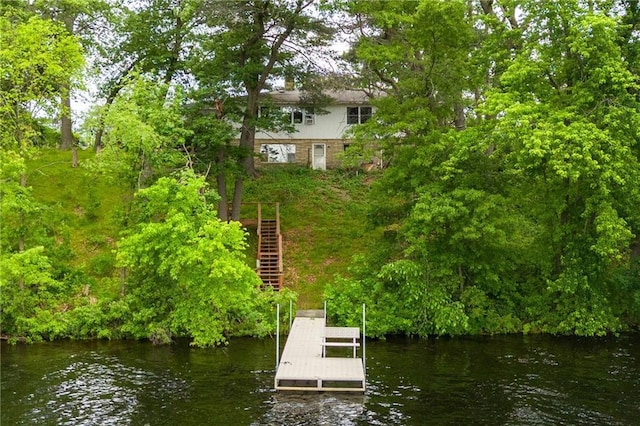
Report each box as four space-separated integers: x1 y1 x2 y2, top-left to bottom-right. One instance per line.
274 310 366 392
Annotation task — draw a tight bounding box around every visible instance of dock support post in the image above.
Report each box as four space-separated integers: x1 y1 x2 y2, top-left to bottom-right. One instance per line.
276 304 280 369
362 303 366 378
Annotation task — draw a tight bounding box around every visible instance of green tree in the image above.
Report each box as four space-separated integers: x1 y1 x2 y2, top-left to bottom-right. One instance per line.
0 8 83 252
192 0 334 220
95 74 189 193
329 0 640 337
115 171 274 346
30 0 112 149
91 0 206 151
481 1 640 334
327 0 485 336
0 9 84 152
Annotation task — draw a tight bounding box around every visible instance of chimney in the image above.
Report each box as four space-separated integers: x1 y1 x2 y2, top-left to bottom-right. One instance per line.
284 75 294 91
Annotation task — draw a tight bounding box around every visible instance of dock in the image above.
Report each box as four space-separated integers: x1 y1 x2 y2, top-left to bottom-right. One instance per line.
274 310 366 392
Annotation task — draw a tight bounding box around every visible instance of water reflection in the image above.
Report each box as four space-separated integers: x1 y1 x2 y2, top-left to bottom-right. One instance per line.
23 352 188 426
258 393 367 426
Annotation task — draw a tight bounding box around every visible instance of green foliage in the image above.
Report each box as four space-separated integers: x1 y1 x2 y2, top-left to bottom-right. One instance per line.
0 10 88 343
87 251 115 277
0 8 83 150
115 170 274 346
92 73 190 191
326 257 469 338
329 0 640 338
479 3 640 335
4 0 639 344
0 247 62 340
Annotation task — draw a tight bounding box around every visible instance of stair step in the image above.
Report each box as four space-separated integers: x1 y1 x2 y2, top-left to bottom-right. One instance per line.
255 214 282 290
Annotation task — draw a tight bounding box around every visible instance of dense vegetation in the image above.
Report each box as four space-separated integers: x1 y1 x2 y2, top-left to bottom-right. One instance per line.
327 0 640 337
1 0 639 345
1 148 367 344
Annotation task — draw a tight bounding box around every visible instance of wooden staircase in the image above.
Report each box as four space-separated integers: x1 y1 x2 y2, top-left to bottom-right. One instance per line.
256 203 283 290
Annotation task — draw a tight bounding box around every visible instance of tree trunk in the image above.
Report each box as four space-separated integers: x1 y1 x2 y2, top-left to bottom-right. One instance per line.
164 14 183 85
230 89 260 219
231 176 244 222
72 146 78 167
60 87 74 149
94 127 103 153
120 267 126 297
237 88 259 177
217 175 228 221
19 173 26 290
454 102 466 131
94 62 138 152
19 173 26 253
631 235 640 265
217 147 229 221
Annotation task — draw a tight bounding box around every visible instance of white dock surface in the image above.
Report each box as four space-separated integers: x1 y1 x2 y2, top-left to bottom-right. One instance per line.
274 316 365 392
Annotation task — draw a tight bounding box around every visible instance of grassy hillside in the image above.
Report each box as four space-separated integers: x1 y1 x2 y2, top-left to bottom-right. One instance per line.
26 150 376 308
243 166 376 308
26 148 126 299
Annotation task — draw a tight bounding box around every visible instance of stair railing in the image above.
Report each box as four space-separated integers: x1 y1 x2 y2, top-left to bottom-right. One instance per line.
256 203 263 270
275 203 283 289
237 202 283 290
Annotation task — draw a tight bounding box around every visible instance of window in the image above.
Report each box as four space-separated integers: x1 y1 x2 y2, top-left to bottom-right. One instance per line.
347 107 359 124
260 106 314 125
259 106 280 118
347 106 372 124
304 108 315 125
360 106 372 123
260 144 296 163
283 107 314 125
292 109 303 124
258 106 282 120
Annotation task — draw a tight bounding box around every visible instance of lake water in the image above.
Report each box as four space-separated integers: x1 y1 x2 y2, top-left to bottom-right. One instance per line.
2 334 638 425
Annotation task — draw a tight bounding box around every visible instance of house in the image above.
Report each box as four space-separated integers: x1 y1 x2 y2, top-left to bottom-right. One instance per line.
255 88 376 170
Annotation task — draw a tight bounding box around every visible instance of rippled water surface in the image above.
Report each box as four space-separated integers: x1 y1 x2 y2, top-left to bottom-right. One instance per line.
2 334 638 425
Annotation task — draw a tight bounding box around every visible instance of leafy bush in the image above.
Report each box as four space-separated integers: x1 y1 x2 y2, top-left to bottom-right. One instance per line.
116 170 284 346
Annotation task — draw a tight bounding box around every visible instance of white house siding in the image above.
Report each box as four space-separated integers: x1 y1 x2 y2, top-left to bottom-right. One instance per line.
226 89 378 169
255 104 351 168
255 104 355 141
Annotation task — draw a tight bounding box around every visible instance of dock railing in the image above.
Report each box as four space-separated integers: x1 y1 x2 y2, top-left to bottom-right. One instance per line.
274 302 367 392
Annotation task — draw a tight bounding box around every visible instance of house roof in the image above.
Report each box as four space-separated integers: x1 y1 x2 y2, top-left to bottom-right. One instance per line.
262 89 374 106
